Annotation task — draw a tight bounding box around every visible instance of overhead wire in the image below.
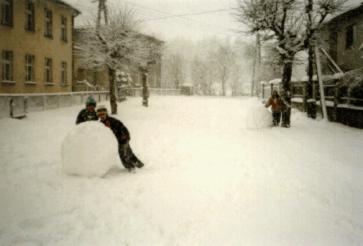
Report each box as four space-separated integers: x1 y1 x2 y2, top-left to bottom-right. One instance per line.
123 1 238 35
142 8 234 21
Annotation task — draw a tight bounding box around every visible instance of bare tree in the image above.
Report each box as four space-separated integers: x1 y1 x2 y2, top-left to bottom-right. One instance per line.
77 7 157 114
210 42 236 96
191 55 212 95
235 0 345 126
165 54 185 89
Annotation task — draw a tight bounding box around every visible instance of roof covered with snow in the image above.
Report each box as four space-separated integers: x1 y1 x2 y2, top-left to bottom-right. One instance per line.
52 0 81 16
267 73 345 84
324 0 363 24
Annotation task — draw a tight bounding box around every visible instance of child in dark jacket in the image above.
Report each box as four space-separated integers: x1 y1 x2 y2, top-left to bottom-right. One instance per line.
76 96 98 124
96 106 144 172
265 90 285 126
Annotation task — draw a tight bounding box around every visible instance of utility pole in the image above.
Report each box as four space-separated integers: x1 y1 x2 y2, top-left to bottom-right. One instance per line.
314 47 328 121
93 0 109 30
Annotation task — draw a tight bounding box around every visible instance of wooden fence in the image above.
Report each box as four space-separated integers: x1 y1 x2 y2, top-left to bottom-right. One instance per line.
261 79 363 128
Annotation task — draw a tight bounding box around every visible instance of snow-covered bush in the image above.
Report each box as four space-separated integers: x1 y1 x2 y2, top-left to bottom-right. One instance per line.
61 121 119 178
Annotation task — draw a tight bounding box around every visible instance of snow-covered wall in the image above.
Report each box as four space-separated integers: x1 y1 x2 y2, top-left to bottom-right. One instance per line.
0 92 109 119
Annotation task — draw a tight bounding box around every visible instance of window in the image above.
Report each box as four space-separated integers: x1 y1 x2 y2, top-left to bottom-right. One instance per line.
44 8 53 38
1 0 13 26
2 50 14 82
61 16 67 42
44 58 53 83
61 61 67 85
25 0 35 31
25 54 35 82
345 25 355 50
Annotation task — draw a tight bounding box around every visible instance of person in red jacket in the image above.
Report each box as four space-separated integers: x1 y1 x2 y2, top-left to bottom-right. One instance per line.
265 90 285 126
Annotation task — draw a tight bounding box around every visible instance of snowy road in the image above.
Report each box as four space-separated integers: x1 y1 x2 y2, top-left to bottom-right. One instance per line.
0 96 362 245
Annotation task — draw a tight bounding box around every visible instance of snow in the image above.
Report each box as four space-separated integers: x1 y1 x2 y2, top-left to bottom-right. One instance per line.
244 98 272 129
269 78 281 84
292 97 304 103
269 77 300 84
325 100 335 107
61 121 119 178
338 103 363 110
0 96 363 245
316 100 335 107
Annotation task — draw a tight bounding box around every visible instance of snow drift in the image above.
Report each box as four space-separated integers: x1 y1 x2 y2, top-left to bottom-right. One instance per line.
61 121 119 177
244 98 272 129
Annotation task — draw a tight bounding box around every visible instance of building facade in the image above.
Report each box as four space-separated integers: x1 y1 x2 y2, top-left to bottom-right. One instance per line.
320 4 363 73
0 0 79 94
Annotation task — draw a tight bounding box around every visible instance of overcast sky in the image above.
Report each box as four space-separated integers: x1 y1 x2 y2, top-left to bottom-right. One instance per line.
64 0 363 42
64 0 243 41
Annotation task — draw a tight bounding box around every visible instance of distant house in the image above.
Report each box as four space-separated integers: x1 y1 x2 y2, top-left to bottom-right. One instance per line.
73 28 163 92
319 3 363 73
0 0 80 94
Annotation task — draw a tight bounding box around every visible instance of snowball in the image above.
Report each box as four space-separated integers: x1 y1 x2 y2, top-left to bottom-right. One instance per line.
61 121 119 177
244 98 272 129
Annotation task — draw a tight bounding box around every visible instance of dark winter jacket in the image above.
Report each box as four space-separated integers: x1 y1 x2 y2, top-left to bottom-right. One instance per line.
100 116 130 145
76 109 98 124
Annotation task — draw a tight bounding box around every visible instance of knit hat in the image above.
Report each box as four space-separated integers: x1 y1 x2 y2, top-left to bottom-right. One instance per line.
86 96 97 106
96 105 108 113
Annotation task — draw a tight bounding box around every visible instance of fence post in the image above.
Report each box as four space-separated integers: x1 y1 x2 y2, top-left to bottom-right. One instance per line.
347 87 351 106
302 82 307 112
9 98 14 117
333 82 339 122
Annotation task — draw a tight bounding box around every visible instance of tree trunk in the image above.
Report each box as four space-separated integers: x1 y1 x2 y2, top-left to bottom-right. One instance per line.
108 67 117 115
305 0 317 119
306 45 317 118
222 79 226 96
142 71 149 107
281 60 293 127
251 50 257 96
307 46 314 99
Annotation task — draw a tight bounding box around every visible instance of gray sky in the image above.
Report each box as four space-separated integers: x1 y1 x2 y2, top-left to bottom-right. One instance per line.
64 0 363 42
64 0 243 41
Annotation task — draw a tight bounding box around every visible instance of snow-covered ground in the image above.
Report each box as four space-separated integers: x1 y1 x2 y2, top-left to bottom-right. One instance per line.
0 96 362 246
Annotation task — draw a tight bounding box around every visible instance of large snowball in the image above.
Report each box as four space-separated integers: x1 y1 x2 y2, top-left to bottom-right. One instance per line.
61 121 119 177
244 98 273 129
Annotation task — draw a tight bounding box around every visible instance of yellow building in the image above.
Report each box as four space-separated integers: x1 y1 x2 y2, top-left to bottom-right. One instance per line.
0 0 79 94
